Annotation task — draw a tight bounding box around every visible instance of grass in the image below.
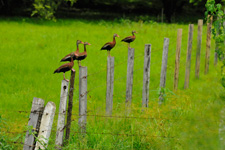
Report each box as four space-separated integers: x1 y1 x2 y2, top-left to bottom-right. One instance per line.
0 17 224 149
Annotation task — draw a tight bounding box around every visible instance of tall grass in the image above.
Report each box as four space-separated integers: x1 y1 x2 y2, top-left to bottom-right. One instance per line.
0 17 224 149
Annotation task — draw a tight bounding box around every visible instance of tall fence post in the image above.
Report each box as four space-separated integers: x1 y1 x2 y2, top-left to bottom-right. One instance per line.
195 19 203 79
79 66 87 135
174 29 182 90
65 70 76 141
214 17 219 66
35 102 56 150
205 15 213 74
106 56 114 115
126 48 135 106
159 38 169 105
184 24 194 89
142 44 151 108
23 98 45 150
55 80 69 149
219 107 225 150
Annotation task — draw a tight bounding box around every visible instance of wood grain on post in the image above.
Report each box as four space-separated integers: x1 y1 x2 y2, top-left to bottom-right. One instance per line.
55 80 69 148
35 102 56 150
126 48 135 106
65 70 75 141
159 38 169 105
195 20 203 79
79 66 87 134
106 56 114 115
184 24 194 89
23 98 44 150
142 44 151 108
205 15 213 74
174 29 182 90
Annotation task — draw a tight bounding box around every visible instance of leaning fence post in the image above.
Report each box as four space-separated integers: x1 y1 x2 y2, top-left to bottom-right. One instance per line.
184 24 194 89
159 38 169 105
142 44 151 108
195 19 203 79
174 29 182 90
65 70 76 141
55 80 69 149
35 102 56 150
205 15 213 74
106 56 114 115
126 48 135 106
79 66 87 135
219 107 225 150
23 98 45 150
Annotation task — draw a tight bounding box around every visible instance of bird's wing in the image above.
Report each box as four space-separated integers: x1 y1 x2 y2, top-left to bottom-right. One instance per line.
121 36 133 41
101 42 112 49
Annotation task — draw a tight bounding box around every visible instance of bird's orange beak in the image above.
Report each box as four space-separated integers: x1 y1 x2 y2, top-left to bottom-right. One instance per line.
81 41 84 44
88 43 91 45
117 35 120 37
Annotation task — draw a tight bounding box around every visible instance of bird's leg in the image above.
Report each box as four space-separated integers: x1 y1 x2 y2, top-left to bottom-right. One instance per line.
71 68 75 72
128 43 131 49
63 73 69 82
107 51 111 57
78 61 81 67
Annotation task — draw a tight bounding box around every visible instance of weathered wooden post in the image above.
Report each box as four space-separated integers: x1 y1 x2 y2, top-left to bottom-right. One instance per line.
214 17 220 66
65 70 76 141
126 48 135 106
106 56 114 115
35 102 56 150
142 44 151 108
159 38 169 105
195 19 203 79
55 80 69 148
23 98 45 150
174 29 182 90
219 107 225 149
205 15 213 74
184 24 194 89
79 66 87 135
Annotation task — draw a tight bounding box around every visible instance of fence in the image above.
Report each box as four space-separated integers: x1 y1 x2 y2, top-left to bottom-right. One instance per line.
1 18 224 149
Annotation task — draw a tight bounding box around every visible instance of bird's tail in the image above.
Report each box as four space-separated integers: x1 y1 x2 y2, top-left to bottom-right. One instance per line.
54 69 59 74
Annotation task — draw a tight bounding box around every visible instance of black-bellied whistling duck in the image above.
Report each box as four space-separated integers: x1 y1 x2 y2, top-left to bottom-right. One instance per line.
121 31 138 48
54 55 75 82
76 42 91 66
60 40 84 62
101 33 119 57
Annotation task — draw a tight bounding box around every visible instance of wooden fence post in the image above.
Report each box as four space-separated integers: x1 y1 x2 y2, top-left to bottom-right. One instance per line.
79 66 87 135
205 15 213 74
159 38 169 105
195 19 203 79
55 80 69 148
106 56 114 115
174 29 182 90
126 48 135 106
219 107 225 150
142 44 151 108
214 17 220 66
23 98 45 150
184 24 194 89
35 102 56 150
65 70 76 141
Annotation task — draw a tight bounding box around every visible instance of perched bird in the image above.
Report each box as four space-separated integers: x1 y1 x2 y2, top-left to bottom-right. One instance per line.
121 31 138 48
60 40 84 62
54 55 75 82
101 33 119 57
76 42 91 66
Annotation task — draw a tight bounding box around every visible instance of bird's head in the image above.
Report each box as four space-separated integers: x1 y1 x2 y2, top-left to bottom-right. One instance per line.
77 40 84 45
132 31 138 34
84 42 91 46
113 33 120 38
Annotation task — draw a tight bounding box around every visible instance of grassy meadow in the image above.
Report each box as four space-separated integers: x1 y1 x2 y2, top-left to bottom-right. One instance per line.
0 17 225 149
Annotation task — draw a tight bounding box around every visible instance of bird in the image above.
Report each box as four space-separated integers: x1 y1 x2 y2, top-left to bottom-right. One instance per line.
121 31 137 48
101 33 119 57
60 40 84 62
54 55 75 82
76 42 91 67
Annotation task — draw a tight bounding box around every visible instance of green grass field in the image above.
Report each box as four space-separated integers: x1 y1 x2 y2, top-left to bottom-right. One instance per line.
0 17 224 149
